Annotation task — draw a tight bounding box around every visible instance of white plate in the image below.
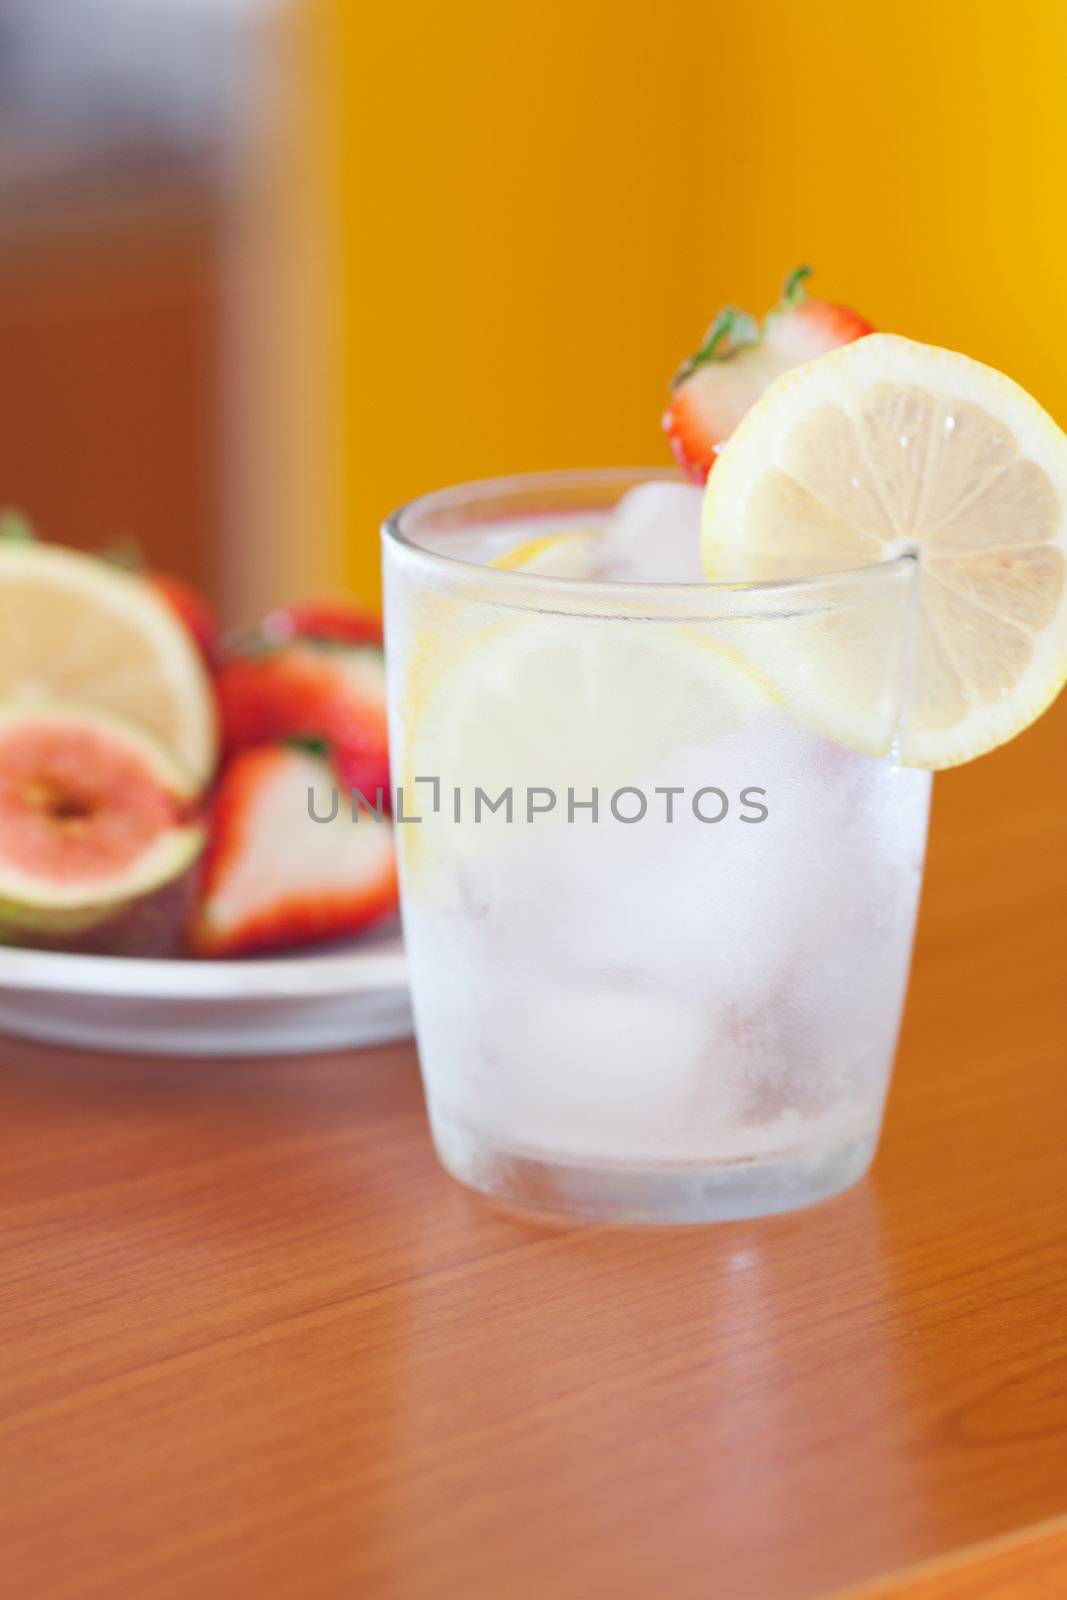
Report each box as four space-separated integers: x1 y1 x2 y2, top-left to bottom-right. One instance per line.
0 926 412 1057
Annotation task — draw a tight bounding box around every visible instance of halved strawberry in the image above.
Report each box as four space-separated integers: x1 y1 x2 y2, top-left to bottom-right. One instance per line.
663 266 873 482
215 640 390 806
189 743 398 957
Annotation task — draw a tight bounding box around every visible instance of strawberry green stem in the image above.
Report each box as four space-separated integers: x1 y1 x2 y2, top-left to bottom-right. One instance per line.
0 510 35 544
100 538 145 572
671 306 759 387
284 735 332 761
781 264 813 308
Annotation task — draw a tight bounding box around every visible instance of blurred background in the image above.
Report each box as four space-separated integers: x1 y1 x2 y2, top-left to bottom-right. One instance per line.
3 0 1067 618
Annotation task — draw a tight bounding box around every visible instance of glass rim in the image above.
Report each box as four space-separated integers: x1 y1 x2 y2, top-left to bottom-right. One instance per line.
381 466 915 620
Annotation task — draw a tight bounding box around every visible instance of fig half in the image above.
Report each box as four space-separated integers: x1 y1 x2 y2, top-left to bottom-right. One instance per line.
0 702 204 955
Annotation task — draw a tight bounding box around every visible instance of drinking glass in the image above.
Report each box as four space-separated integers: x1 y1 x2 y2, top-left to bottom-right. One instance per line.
382 469 929 1223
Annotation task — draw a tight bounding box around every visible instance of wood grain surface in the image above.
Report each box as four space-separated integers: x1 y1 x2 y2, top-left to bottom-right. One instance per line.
0 695 1064 1600
835 1516 1067 1598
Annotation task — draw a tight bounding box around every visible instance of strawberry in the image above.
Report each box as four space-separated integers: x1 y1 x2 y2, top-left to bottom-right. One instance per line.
663 266 873 482
260 600 383 649
148 571 219 664
215 639 391 806
189 743 398 957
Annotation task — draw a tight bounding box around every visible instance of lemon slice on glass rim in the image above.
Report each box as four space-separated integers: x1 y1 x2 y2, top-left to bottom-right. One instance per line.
702 333 1067 768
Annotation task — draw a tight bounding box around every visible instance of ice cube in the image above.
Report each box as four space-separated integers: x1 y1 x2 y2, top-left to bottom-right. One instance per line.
594 482 705 582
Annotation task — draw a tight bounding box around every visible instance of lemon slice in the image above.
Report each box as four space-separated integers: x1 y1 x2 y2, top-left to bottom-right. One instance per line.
489 527 600 576
0 543 218 789
702 333 1067 768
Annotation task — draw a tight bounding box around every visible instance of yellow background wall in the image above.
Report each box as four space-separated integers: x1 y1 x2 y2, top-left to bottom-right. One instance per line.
272 0 1067 609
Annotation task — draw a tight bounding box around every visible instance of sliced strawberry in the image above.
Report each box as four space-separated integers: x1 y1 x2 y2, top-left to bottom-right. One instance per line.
260 600 383 649
663 266 873 482
189 743 398 957
215 640 391 806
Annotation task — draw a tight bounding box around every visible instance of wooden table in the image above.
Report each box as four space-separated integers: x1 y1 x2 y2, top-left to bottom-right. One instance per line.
1 698 1065 1600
